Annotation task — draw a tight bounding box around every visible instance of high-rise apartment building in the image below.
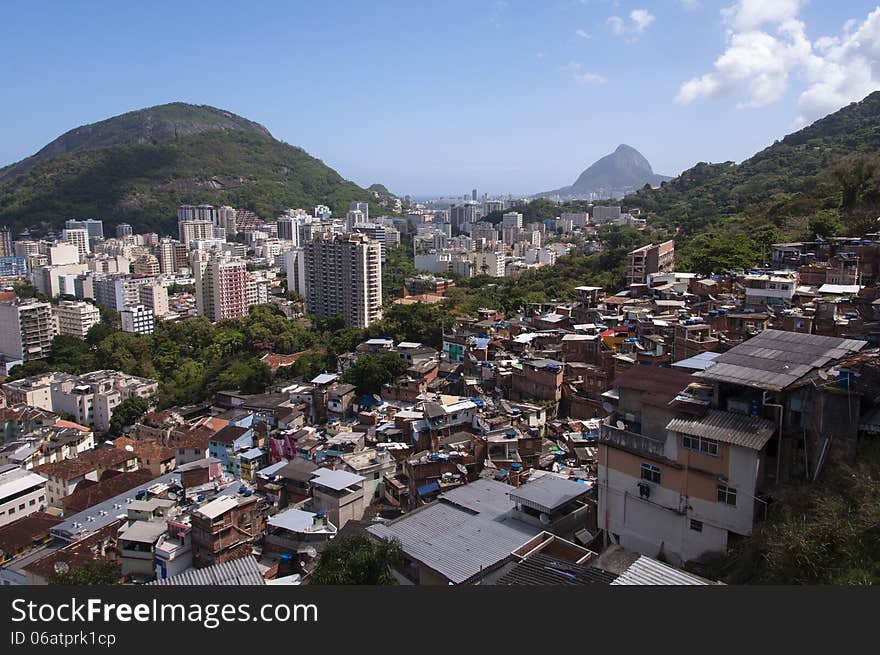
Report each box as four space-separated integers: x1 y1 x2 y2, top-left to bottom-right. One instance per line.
218 206 237 235
132 254 161 276
65 218 104 239
194 257 248 322
0 226 13 257
116 223 133 239
138 284 170 318
276 216 298 243
120 305 155 335
303 233 382 328
56 300 101 338
178 204 218 224
0 299 56 362
178 220 214 247
61 228 91 259
93 275 158 312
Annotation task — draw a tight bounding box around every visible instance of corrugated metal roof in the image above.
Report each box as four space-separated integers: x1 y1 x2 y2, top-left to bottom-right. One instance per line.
610 556 715 585
150 556 265 586
367 480 540 584
510 475 589 514
497 554 617 586
697 330 866 391
666 410 776 451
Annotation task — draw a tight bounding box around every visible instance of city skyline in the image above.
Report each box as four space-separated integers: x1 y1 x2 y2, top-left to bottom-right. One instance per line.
2 1 879 196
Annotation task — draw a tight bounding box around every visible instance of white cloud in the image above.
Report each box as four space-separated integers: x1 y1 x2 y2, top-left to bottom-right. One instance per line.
576 28 591 39
567 62 608 85
630 9 655 33
676 2 880 125
607 15 625 36
608 9 655 40
679 0 701 10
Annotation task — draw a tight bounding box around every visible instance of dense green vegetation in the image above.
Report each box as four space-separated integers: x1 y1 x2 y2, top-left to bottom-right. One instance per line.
7 301 453 413
719 442 880 585
382 246 418 303
0 104 384 236
50 559 121 585
309 535 403 585
624 91 880 273
109 397 150 436
340 353 409 396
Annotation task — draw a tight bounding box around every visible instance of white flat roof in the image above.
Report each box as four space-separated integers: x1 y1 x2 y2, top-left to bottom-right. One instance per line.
311 468 365 491
311 373 339 385
818 284 863 295
0 469 47 501
268 508 317 533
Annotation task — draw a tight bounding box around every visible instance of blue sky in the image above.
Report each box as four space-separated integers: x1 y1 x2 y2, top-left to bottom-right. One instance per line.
1 1 879 196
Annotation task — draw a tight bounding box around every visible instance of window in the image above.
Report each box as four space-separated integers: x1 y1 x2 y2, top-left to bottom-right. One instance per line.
717 485 737 506
640 463 661 484
682 435 719 456
690 519 703 532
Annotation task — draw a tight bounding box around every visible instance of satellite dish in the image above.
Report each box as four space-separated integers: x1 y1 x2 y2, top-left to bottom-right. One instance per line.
457 464 468 475
167 492 178 501
602 402 613 413
54 561 70 575
818 369 829 380
616 420 626 430
539 513 551 525
304 547 318 559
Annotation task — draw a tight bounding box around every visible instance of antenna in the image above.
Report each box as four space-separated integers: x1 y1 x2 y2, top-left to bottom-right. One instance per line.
616 420 626 430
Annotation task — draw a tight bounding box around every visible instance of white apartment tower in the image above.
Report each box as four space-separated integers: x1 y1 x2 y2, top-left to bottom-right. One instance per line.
178 220 214 247
303 233 382 328
61 228 91 259
56 300 101 338
120 305 155 335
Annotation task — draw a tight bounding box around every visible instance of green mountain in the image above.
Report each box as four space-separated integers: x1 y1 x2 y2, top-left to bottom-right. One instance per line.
625 91 880 238
0 102 376 236
537 144 671 199
368 183 396 198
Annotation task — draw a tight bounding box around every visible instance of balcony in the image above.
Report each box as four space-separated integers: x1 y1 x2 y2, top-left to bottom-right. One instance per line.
599 420 666 459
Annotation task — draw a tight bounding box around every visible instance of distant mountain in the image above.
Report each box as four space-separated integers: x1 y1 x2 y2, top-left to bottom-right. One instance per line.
368 183 396 198
536 144 671 199
0 102 377 236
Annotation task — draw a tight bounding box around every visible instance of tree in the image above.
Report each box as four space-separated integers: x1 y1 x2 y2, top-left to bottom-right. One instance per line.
50 559 121 585
108 396 150 436
49 334 96 374
807 210 843 239
309 535 403 585
7 359 52 381
340 353 408 396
